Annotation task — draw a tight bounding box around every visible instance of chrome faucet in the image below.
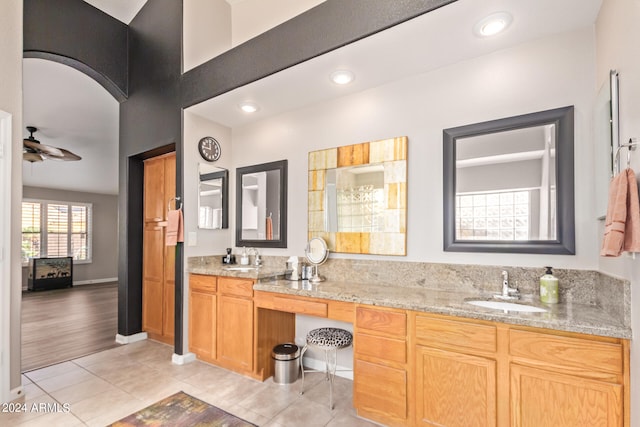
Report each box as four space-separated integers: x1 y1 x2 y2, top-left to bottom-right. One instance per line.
495 270 519 300
249 248 262 267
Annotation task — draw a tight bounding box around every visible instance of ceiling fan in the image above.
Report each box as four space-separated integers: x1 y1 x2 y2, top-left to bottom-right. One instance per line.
23 126 82 163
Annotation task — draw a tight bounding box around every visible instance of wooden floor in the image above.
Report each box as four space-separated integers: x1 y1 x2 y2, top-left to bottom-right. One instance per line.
21 282 119 372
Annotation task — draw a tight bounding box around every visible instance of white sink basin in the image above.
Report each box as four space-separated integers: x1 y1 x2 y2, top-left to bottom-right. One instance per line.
224 266 260 272
466 300 547 313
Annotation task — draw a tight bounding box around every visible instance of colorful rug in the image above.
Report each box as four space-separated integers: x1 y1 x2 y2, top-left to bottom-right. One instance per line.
109 391 257 427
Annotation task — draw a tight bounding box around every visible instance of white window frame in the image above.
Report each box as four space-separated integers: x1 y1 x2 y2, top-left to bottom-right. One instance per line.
21 198 93 266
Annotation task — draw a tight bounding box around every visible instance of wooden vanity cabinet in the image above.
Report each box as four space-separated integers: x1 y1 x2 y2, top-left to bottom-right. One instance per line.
188 274 217 361
354 305 409 427
413 313 498 427
188 274 254 375
508 329 627 427
217 277 254 373
410 312 629 427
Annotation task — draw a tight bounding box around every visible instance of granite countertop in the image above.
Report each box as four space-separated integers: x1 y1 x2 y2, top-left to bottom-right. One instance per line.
253 278 631 339
188 264 285 280
187 258 631 340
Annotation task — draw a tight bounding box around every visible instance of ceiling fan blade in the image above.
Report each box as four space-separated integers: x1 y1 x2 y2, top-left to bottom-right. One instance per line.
23 140 64 157
23 152 44 163
44 147 82 161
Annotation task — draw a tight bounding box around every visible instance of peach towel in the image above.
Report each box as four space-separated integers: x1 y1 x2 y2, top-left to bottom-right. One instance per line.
601 168 640 256
265 215 273 240
166 209 184 246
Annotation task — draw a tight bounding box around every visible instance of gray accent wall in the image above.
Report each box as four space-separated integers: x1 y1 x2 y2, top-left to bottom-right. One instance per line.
21 186 118 289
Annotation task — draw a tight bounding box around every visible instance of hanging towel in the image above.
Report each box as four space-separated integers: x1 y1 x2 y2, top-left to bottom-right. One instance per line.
601 168 640 256
265 215 273 240
166 208 184 246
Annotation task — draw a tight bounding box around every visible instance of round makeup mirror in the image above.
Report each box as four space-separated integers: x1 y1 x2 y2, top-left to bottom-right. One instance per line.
305 237 328 282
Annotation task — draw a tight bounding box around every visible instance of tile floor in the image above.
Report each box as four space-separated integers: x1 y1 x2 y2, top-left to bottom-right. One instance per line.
2 340 379 426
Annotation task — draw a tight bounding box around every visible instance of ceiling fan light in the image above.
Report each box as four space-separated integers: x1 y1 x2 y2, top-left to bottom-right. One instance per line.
23 152 44 163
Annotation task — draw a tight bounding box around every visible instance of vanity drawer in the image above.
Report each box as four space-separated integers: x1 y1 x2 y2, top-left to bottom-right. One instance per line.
218 277 254 298
415 315 497 353
356 306 406 337
190 274 217 293
509 329 623 374
355 332 406 364
272 296 327 317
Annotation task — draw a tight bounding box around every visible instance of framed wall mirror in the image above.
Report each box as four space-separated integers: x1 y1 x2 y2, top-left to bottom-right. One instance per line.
236 160 287 248
443 106 575 254
198 164 228 229
308 137 407 255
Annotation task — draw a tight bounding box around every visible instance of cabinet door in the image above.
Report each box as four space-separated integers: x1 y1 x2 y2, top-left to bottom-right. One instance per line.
142 225 164 335
510 364 622 427
217 295 253 371
143 157 165 222
354 359 407 425
163 238 176 339
189 291 216 360
416 346 496 427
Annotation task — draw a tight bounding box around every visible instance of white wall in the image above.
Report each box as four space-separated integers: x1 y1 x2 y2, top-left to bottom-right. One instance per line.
595 1 640 425
230 28 598 269
183 0 325 71
0 0 23 401
231 0 324 47
182 110 233 352
183 0 231 72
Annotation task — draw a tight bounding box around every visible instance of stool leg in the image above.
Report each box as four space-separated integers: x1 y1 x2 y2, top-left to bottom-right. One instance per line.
327 347 337 410
299 344 308 396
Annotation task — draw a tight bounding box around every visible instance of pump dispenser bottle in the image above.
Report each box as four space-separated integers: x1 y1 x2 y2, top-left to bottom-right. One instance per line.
540 266 559 304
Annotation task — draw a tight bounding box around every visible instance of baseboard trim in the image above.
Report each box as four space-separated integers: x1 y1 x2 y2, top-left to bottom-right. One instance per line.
10 385 24 401
21 277 118 292
115 332 147 345
73 278 118 286
172 352 196 365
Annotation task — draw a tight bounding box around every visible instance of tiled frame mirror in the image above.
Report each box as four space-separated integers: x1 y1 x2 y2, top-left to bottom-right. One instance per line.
308 136 407 255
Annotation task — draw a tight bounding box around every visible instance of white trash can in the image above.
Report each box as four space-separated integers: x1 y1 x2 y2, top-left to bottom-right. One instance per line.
272 343 300 384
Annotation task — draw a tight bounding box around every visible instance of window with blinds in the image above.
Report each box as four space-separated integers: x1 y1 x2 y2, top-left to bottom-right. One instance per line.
21 199 92 264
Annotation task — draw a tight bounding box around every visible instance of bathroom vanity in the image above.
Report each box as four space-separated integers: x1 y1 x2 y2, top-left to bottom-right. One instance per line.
187 259 630 427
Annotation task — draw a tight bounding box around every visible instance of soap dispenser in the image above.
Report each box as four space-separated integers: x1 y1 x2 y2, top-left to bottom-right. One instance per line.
540 266 559 304
240 247 249 265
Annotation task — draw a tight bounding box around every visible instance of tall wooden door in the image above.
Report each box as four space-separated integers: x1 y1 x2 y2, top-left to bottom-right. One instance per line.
142 152 176 345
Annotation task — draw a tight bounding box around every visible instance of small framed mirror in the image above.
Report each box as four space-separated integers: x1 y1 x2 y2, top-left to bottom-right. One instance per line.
443 106 575 254
198 164 228 229
236 160 287 248
305 237 328 282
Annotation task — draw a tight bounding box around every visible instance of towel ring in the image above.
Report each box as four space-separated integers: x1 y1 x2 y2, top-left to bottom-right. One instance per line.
168 196 182 211
614 138 638 175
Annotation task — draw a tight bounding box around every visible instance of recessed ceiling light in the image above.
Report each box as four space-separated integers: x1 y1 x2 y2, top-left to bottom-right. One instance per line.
330 70 355 85
239 101 259 113
474 12 512 37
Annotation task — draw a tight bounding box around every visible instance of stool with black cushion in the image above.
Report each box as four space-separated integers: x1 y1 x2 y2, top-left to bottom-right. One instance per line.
299 327 353 410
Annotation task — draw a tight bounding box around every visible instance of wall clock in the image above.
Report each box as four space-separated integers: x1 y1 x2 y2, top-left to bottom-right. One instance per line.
198 136 221 162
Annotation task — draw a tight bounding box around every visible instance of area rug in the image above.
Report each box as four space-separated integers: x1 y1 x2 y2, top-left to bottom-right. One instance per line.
109 391 257 426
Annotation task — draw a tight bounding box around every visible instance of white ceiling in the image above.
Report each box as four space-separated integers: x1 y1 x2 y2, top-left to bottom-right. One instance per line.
82 0 147 24
188 0 603 127
22 58 120 194
23 0 602 195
